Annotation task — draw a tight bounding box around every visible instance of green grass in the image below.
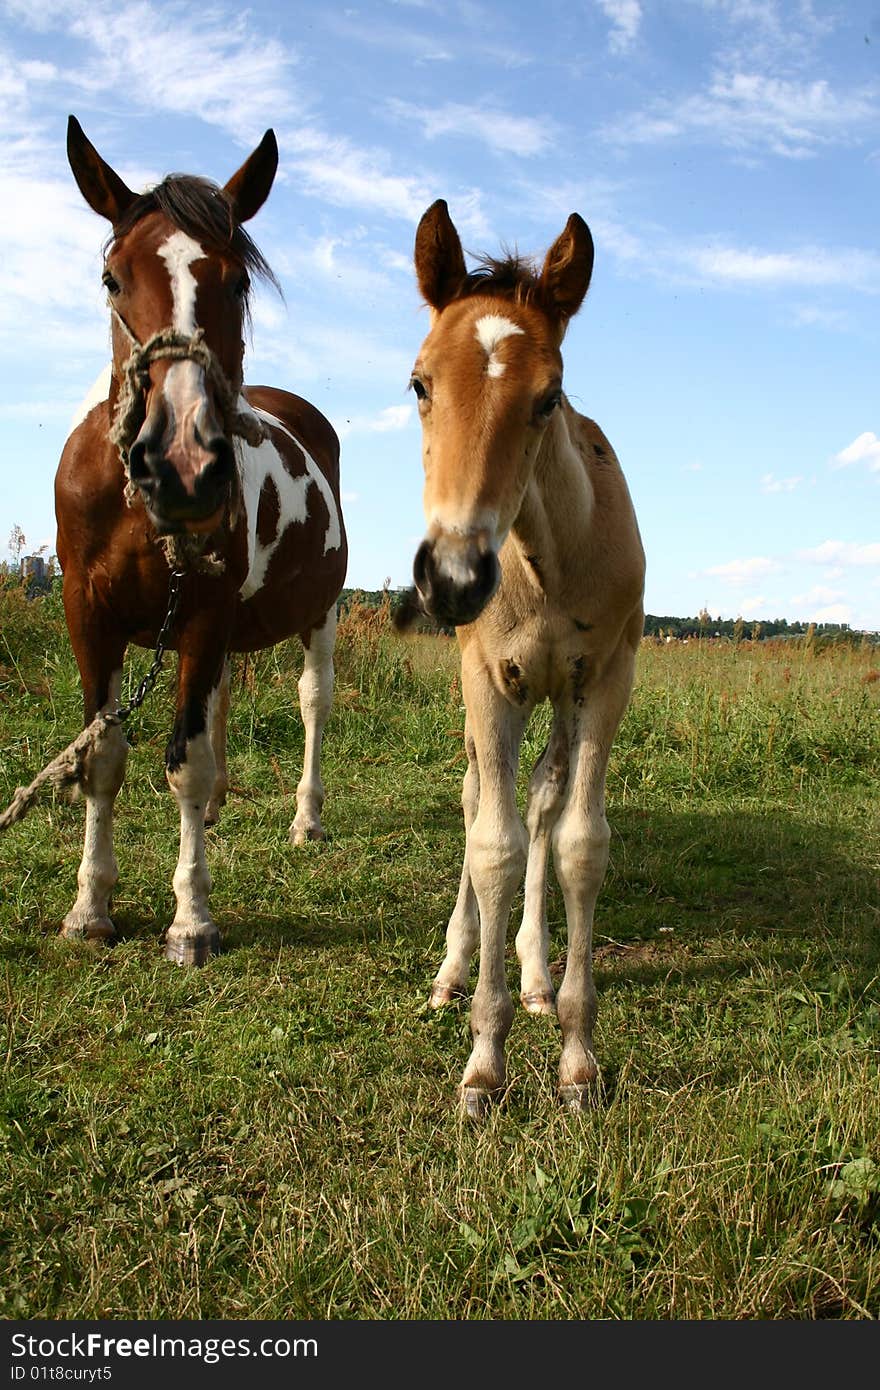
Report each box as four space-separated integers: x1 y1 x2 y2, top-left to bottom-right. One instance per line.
1 584 878 1319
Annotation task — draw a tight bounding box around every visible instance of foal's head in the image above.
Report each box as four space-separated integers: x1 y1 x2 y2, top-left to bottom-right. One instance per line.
410 200 594 626
67 116 279 535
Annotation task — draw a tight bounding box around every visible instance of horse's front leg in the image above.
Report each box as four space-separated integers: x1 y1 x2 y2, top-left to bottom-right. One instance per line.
163 627 230 966
458 656 528 1117
58 595 128 946
290 604 336 846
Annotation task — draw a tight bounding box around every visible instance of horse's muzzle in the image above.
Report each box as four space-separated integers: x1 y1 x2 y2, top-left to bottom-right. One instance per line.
413 533 500 627
128 432 235 534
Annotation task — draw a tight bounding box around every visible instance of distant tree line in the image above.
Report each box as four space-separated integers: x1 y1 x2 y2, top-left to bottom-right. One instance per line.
337 587 878 645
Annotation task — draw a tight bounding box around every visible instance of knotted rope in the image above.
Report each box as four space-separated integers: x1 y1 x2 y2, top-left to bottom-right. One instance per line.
0 566 184 833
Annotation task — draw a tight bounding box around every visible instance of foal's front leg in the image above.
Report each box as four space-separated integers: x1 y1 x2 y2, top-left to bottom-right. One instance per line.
429 718 480 1007
458 658 528 1117
164 636 229 966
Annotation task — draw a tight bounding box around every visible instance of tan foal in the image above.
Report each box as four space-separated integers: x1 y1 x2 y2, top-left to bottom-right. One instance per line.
409 200 645 1115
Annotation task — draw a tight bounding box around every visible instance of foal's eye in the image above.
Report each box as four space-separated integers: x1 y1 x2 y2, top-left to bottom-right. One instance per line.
409 375 428 402
537 390 562 419
102 269 121 296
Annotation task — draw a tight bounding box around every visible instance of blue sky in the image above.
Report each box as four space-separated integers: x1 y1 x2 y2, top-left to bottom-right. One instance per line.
1 0 878 630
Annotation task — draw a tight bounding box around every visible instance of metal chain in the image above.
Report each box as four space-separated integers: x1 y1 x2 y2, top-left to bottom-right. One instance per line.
113 569 185 723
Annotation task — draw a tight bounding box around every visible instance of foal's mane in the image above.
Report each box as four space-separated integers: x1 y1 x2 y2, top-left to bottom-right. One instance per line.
458 251 544 308
106 174 282 310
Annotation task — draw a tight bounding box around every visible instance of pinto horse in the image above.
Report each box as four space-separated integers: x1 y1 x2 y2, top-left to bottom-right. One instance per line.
55 117 347 964
409 201 645 1114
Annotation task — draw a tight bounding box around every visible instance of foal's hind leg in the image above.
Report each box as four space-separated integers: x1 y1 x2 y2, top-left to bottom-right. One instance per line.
61 668 127 945
515 708 572 1015
430 722 480 1007
205 658 231 827
290 605 336 846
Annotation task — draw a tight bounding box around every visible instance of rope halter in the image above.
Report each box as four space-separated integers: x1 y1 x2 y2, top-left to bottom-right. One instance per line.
106 299 268 572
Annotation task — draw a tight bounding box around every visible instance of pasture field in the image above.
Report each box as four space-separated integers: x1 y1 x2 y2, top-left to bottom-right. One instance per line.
1 582 878 1320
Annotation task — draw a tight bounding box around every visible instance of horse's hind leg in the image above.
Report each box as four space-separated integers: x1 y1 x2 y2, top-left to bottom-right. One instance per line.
205 657 231 827
62 668 128 946
290 605 336 847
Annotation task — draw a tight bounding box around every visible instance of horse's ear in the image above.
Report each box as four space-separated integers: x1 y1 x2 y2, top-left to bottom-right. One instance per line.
539 214 594 323
223 130 278 224
414 200 468 311
67 115 136 225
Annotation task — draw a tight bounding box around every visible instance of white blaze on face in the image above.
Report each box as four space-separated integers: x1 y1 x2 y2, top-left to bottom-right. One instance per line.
474 313 525 378
158 230 205 332
157 231 211 479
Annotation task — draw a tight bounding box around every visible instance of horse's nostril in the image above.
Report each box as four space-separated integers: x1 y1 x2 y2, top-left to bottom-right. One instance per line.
413 539 433 594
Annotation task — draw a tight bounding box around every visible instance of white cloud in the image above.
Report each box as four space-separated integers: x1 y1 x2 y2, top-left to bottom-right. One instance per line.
335 405 414 441
604 68 878 159
812 602 852 624
685 244 880 290
760 472 803 493
833 432 880 472
596 0 643 53
790 585 845 607
704 556 783 584
387 99 557 156
799 541 880 567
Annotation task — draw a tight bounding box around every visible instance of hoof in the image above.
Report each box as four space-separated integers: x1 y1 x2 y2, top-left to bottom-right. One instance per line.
164 932 220 967
429 982 467 1009
520 990 556 1016
60 917 115 947
558 1078 602 1113
459 1086 497 1121
290 822 325 848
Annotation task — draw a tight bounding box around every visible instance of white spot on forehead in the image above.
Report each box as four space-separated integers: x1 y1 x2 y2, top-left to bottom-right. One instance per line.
474 313 525 378
158 230 205 333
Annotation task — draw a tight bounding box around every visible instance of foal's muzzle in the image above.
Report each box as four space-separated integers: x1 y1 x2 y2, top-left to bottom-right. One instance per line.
128 428 235 534
413 532 501 627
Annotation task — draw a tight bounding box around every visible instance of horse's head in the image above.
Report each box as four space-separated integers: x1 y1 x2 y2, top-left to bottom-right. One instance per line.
409 200 593 627
67 115 279 535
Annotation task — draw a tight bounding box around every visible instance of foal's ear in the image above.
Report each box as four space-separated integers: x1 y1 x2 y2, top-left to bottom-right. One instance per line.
414 200 468 311
223 130 279 224
539 214 594 324
67 115 136 225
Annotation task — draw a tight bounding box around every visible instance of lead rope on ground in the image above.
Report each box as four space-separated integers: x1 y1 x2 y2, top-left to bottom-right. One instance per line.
0 569 184 833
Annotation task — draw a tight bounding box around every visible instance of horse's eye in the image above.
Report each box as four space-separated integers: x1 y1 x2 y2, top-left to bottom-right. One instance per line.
234 273 250 299
538 390 562 419
102 269 121 296
410 375 428 402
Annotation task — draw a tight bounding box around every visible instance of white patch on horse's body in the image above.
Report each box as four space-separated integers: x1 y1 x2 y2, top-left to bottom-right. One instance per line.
474 314 525 377
70 364 112 432
235 405 342 601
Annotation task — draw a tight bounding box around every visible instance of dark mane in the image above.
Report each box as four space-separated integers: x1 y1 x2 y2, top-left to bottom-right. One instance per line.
458 251 544 307
105 174 281 304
